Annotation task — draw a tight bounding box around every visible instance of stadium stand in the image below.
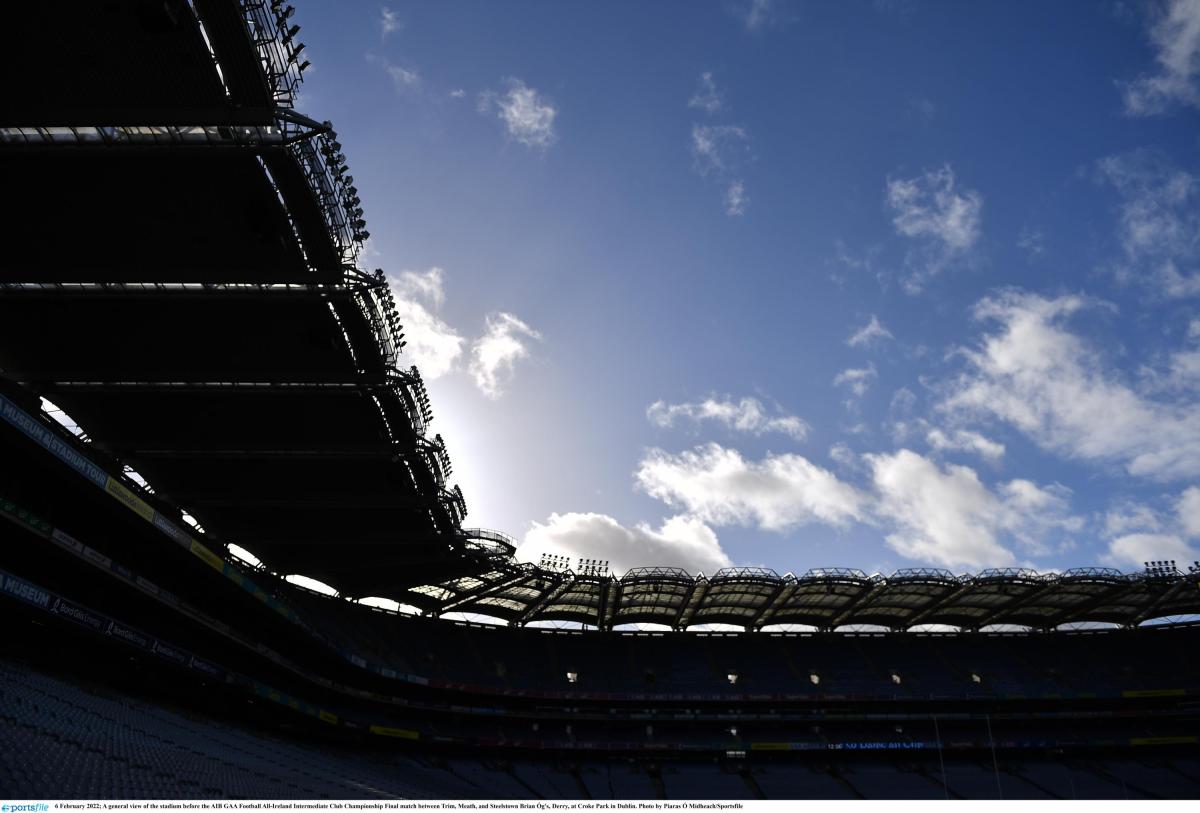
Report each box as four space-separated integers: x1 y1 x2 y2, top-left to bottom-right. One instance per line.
2 0 1199 800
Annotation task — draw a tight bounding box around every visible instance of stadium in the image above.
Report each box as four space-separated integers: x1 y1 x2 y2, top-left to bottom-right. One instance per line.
2 0 1200 801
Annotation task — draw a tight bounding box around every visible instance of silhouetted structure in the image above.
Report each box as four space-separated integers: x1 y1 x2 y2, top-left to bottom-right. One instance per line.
1 1 1198 800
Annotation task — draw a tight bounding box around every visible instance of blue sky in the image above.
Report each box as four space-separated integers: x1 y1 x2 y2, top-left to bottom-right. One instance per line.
292 0 1200 579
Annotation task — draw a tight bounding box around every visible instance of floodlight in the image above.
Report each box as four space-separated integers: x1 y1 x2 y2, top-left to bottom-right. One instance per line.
565 671 578 684
726 672 738 685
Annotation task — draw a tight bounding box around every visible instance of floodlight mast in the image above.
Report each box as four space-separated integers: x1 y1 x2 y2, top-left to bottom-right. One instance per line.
577 558 610 579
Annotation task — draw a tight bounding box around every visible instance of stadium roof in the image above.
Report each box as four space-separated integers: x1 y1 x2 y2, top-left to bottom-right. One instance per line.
0 0 473 593
397 558 1200 632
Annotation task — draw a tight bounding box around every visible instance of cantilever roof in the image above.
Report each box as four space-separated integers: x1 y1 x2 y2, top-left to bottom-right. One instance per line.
398 561 1200 632
0 0 470 594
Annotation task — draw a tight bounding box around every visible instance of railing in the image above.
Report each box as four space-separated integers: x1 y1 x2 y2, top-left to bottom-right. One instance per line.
460 528 518 557
389 367 432 436
0 124 286 147
289 134 367 267
239 0 309 107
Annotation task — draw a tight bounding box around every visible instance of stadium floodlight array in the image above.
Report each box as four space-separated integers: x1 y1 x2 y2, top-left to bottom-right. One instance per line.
540 553 572 573
448 484 467 523
240 0 311 104
410 367 434 426
1144 560 1178 578
576 558 610 578
386 368 434 436
433 434 453 479
409 435 455 489
292 134 368 264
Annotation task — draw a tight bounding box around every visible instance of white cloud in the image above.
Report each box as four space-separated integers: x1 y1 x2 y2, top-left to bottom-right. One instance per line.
635 443 865 532
691 124 749 176
626 441 1080 571
890 387 917 415
926 428 1005 461
1103 499 1165 538
1101 486 1200 570
1178 485 1200 537
367 54 421 93
380 6 400 39
847 315 894 348
469 312 541 399
1104 533 1199 569
830 240 885 286
1096 150 1200 297
1017 226 1045 259
691 125 751 216
479 78 557 150
829 442 858 469
449 88 466 99
724 180 748 216
387 65 420 90
1167 346 1200 390
386 267 538 396
888 165 981 251
867 450 1078 570
393 266 446 309
646 396 809 440
388 269 464 379
886 164 983 292
739 0 775 31
689 71 725 114
518 512 731 577
999 479 1084 553
942 290 1200 480
833 363 877 399
1121 0 1200 116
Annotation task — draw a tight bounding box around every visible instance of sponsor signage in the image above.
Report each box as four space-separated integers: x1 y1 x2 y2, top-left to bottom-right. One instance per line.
51 597 107 631
104 476 156 522
0 395 108 488
1 572 51 608
152 512 193 547
107 622 151 650
369 724 418 739
49 527 84 553
152 641 188 664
